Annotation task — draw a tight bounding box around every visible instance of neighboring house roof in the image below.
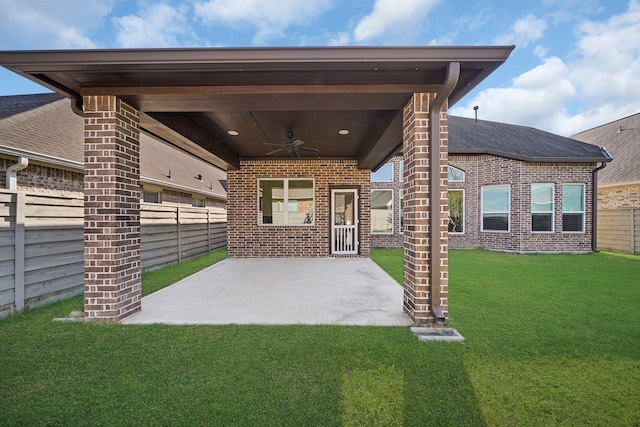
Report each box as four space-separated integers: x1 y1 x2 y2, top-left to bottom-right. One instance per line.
0 93 227 200
448 115 612 163
571 112 640 187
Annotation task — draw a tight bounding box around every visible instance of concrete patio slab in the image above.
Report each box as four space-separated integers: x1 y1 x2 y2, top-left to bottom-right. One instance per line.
121 257 412 326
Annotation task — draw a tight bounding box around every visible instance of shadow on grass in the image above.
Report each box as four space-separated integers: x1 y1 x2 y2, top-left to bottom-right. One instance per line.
0 300 486 427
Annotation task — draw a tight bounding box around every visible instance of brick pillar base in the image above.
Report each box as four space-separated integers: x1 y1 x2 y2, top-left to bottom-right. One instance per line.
83 95 142 322
402 93 449 325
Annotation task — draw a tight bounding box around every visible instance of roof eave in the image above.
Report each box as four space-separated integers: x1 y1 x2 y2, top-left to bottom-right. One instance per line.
449 148 613 163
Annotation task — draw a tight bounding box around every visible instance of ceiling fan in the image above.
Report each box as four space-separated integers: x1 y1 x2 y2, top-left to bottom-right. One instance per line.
264 132 319 159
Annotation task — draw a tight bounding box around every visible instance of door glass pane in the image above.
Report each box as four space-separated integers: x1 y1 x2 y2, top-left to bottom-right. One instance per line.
334 192 354 226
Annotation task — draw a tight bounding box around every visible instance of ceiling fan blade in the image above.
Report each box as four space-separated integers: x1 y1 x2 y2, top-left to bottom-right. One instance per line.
290 150 300 159
263 142 282 148
291 139 305 147
266 148 285 155
298 147 319 153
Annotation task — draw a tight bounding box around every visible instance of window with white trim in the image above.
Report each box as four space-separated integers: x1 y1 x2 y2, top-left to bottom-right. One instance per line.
531 183 554 232
562 183 585 232
371 162 393 182
448 166 465 182
371 189 393 233
258 179 314 225
482 184 510 231
448 189 464 233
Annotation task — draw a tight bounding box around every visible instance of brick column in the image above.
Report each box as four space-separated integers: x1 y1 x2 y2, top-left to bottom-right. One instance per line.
83 95 142 322
402 93 449 325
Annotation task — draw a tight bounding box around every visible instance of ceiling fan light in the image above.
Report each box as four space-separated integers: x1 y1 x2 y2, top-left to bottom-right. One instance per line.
338 129 350 135
227 130 239 136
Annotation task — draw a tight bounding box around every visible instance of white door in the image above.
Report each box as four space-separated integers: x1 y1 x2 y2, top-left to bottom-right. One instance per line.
331 189 359 255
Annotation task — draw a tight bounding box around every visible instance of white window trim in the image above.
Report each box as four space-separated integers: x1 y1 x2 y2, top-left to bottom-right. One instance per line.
371 188 394 234
481 184 511 233
257 178 315 226
562 183 585 233
531 183 555 234
371 162 394 182
448 189 465 235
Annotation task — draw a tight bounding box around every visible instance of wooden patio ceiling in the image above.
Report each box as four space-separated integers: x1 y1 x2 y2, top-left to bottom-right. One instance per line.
0 46 514 170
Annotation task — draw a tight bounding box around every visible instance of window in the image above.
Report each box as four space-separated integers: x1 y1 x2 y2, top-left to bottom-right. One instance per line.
531 183 554 232
259 179 314 225
448 190 464 233
448 166 465 182
192 198 204 207
482 185 510 231
371 189 393 233
371 162 393 182
143 191 159 203
399 160 404 182
562 184 585 232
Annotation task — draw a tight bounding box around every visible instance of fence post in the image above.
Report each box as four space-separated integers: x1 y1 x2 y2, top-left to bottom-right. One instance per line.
14 192 25 312
177 206 182 262
207 208 212 252
632 208 637 254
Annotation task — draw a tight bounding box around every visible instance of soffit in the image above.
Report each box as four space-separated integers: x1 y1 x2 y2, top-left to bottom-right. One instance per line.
0 46 514 170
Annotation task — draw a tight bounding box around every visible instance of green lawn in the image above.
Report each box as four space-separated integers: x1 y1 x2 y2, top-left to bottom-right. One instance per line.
1 248 639 426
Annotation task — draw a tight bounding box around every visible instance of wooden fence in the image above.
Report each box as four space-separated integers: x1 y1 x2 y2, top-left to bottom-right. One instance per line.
597 208 640 254
0 190 226 317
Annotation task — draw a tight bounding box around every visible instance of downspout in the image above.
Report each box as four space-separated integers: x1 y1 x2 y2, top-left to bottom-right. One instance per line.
591 147 612 251
6 156 29 190
429 62 460 324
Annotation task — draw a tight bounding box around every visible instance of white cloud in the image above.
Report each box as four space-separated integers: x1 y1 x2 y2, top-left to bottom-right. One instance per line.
353 0 440 43
0 0 113 48
194 0 333 45
494 13 548 47
453 1 640 136
113 3 193 48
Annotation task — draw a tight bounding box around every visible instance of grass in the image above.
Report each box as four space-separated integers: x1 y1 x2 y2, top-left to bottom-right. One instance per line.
1 248 639 426
141 249 227 296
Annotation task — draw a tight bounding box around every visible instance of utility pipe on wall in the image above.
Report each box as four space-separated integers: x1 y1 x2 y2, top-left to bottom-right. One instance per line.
6 156 29 190
429 62 460 324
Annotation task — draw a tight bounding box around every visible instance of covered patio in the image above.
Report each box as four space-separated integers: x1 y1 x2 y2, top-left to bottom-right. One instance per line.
122 257 412 326
0 46 513 325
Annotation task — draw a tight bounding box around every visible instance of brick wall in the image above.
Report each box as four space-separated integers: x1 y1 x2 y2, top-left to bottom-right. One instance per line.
227 159 370 257
598 184 640 209
449 154 596 252
371 155 403 248
0 157 83 196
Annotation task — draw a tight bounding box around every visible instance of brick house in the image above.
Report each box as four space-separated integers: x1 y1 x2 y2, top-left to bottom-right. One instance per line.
571 112 640 253
0 93 227 207
0 46 515 324
371 116 612 252
571 112 640 210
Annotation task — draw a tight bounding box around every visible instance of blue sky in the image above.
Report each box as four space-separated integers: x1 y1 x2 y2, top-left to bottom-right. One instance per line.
0 0 638 136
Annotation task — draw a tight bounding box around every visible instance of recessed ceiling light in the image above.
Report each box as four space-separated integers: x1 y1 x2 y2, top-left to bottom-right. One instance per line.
227 130 239 136
338 129 350 135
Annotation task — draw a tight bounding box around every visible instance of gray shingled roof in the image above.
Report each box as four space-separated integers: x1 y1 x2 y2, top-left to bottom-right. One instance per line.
0 93 62 120
571 112 640 186
448 115 611 163
0 94 226 199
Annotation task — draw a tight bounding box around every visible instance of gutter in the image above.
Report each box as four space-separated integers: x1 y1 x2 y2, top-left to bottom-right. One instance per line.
591 146 613 252
429 62 460 325
6 156 29 190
